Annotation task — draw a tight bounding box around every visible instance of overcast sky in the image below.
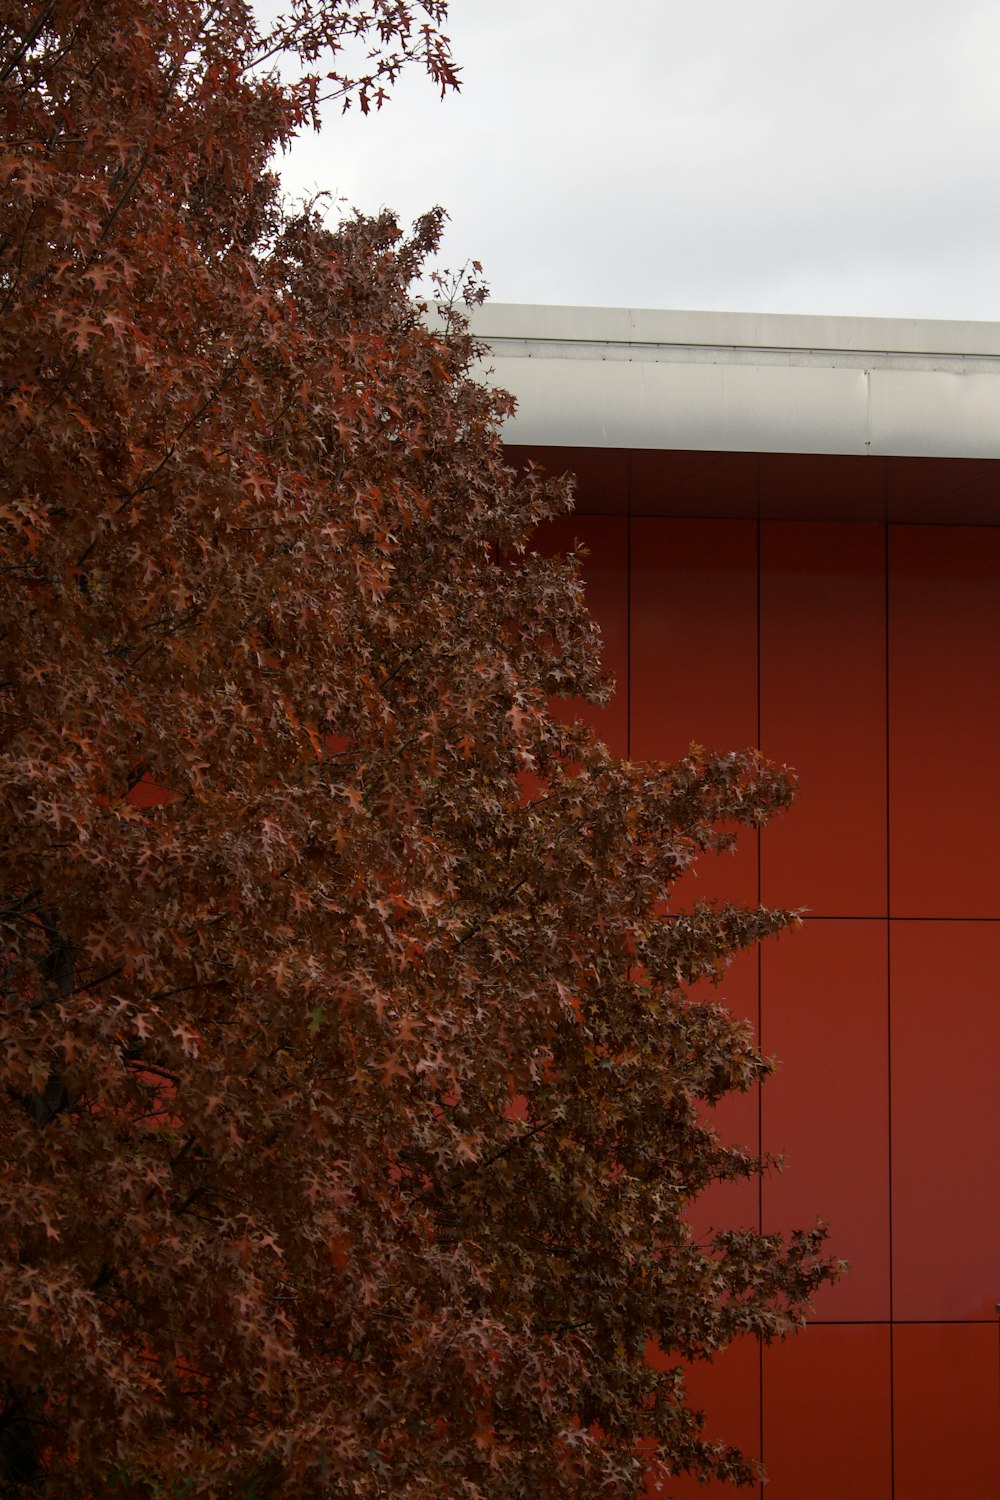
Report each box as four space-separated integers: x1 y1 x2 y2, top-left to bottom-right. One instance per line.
263 0 1000 322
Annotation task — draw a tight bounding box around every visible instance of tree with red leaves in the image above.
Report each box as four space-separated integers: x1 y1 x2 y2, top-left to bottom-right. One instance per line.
0 2 838 1494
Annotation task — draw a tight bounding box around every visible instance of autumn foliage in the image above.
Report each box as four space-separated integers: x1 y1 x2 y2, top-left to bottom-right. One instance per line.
0 2 838 1494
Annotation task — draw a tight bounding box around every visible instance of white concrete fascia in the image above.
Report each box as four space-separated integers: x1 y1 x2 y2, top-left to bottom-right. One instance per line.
468 303 1000 460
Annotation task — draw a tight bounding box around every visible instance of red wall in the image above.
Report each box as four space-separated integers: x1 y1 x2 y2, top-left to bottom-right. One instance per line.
531 461 1000 1498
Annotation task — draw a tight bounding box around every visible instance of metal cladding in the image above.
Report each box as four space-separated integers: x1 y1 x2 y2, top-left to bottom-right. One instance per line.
471 302 1000 460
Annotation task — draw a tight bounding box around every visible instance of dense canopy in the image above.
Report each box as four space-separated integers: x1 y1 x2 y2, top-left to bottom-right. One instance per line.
0 2 837 1493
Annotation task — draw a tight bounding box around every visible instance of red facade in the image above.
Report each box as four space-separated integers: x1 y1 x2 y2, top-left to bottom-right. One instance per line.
524 445 1000 1498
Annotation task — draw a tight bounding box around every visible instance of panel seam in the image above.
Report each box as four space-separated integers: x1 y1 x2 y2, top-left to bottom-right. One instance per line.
886 511 895 1500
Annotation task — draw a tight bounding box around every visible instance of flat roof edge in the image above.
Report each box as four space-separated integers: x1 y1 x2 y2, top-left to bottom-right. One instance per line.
468 303 1000 463
467 302 1000 360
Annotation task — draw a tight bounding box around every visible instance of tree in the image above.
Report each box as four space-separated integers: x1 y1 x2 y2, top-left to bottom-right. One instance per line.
0 2 839 1493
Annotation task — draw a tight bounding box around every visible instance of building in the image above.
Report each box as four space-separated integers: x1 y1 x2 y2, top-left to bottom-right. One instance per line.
471 302 1000 1499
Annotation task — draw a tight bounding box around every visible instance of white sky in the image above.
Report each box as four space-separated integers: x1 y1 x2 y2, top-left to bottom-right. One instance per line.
262 0 1000 321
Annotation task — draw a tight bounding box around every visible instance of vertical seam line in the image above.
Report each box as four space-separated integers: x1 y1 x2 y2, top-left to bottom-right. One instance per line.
756 499 764 1493
886 511 895 1500
626 498 631 762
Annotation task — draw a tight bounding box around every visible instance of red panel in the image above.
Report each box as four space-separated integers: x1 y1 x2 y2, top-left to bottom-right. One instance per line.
504 448 1000 526
531 514 629 758
645 1337 761 1499
886 455 1000 525
893 1324 1000 1499
686 947 760 1243
629 450 759 519
761 1325 891 1500
889 525 1000 918
761 919 889 1320
891 921 1000 1320
127 775 175 808
759 521 886 917
630 519 758 909
759 454 887 523
630 518 758 759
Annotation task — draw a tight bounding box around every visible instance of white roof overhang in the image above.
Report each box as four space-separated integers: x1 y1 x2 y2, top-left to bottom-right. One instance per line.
469 304 1000 461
